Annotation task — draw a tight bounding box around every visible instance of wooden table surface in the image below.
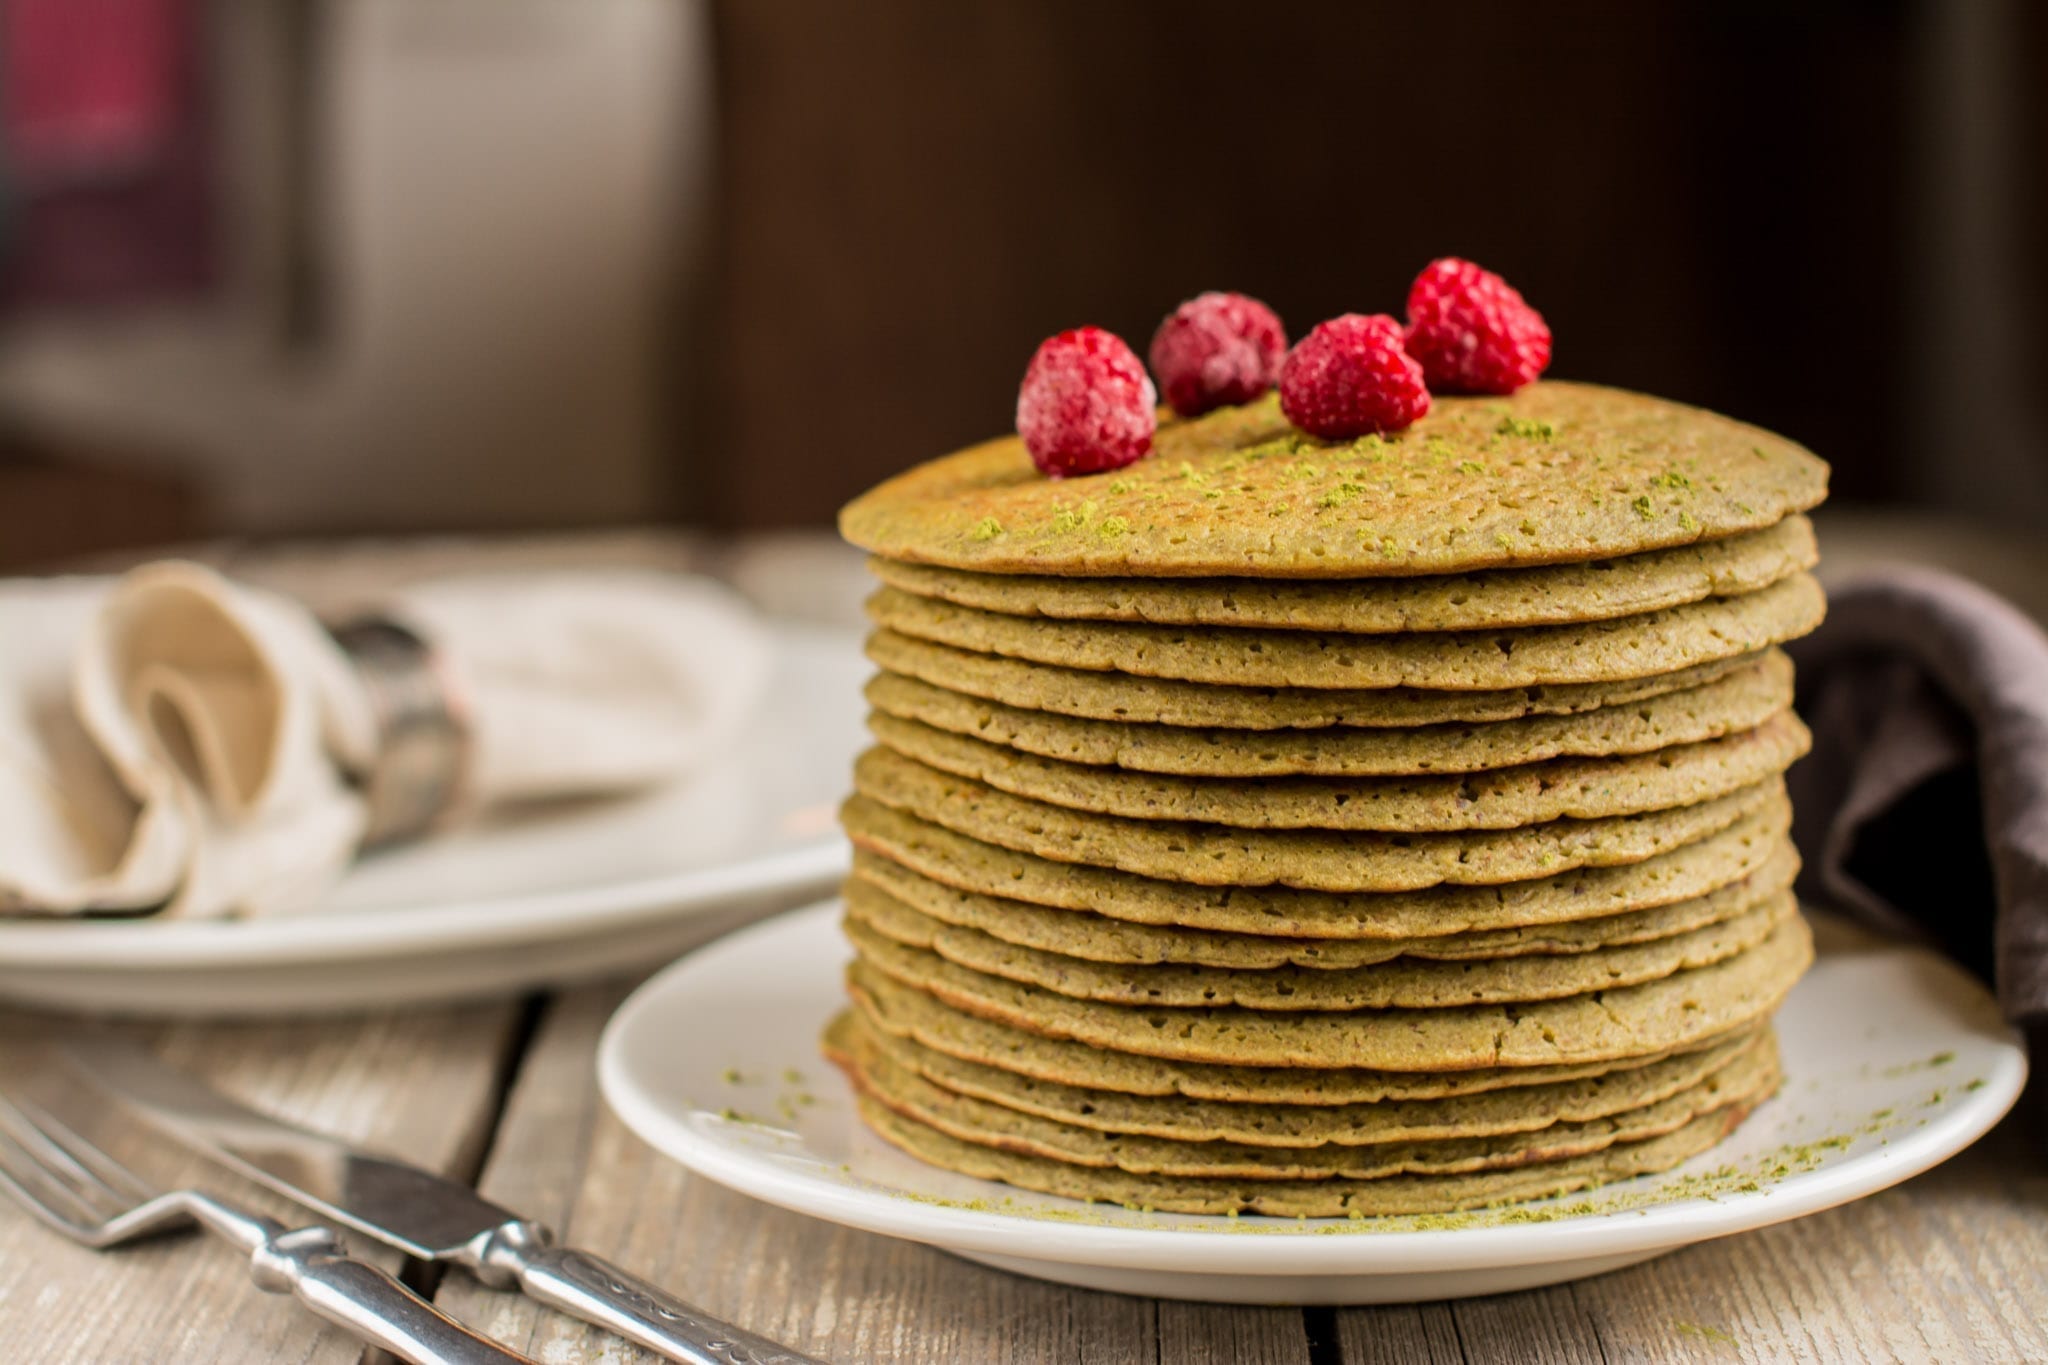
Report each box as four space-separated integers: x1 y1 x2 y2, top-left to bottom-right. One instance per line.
4 521 2046 1364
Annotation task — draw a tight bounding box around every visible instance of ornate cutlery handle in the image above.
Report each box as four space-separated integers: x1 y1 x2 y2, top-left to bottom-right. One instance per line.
192 1197 532 1365
478 1221 823 1365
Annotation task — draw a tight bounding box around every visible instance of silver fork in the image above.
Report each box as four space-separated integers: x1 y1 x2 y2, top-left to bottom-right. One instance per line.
0 1093 533 1365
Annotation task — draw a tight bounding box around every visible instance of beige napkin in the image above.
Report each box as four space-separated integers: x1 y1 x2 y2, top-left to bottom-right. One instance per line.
0 563 769 919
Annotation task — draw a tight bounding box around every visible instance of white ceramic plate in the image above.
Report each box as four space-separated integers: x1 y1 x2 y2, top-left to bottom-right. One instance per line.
0 624 869 1016
599 900 2028 1305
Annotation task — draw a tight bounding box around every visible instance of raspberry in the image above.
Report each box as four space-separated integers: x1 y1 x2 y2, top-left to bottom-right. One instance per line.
1402 257 1551 394
1015 326 1158 478
1148 291 1287 417
1278 314 1430 438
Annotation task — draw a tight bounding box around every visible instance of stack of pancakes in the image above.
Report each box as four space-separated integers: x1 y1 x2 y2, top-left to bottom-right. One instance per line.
827 381 1830 1216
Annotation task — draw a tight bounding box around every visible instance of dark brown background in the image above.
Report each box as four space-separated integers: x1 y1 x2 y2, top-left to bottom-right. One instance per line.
688 0 2047 530
4 0 2045 566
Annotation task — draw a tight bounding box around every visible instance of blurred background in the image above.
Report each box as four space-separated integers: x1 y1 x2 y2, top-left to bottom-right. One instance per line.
1 0 2044 571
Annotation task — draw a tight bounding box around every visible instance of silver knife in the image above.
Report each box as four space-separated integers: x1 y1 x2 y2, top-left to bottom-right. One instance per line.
64 1037 824 1365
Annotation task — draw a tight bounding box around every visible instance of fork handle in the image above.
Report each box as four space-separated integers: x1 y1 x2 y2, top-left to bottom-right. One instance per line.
476 1221 822 1364
223 1212 533 1365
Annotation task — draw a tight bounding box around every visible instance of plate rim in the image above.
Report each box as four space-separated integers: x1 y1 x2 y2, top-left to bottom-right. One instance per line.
597 899 2030 1278
0 842 850 967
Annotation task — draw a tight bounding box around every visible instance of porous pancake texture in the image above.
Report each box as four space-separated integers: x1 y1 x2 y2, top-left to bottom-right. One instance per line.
828 379 1827 1216
840 382 1827 578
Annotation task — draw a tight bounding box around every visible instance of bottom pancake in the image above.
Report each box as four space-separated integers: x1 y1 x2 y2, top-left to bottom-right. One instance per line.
841 1008 1771 1149
829 1011 1777 1180
850 1088 1768 1218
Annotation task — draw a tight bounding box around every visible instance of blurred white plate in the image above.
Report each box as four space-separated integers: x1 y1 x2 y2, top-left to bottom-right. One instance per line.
0 624 868 1016
599 901 2027 1305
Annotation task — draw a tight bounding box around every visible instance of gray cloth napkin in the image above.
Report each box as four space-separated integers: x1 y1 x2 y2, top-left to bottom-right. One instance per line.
1787 565 2048 1026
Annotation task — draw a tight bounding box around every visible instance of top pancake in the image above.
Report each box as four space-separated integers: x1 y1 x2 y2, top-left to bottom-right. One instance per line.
839 382 1829 579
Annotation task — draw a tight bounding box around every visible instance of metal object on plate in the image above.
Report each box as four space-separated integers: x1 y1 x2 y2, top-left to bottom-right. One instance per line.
62 1037 824 1365
329 616 471 847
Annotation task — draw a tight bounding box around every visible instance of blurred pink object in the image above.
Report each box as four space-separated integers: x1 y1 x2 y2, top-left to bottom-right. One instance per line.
0 0 215 312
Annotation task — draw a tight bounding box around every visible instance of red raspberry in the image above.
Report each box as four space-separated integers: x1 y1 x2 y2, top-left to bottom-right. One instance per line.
1148 291 1287 417
1015 326 1158 478
1402 257 1551 394
1278 314 1430 438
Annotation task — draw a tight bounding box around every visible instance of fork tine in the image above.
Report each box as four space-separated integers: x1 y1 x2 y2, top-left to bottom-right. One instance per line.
0 1095 133 1220
11 1097 157 1204
0 1125 103 1230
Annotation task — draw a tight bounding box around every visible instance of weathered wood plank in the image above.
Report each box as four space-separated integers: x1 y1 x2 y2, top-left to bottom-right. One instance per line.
1451 1288 1608 1364
438 970 1313 1364
0 1003 523 1365
1338 1077 2048 1364
1158 1302 1311 1364
1334 1302 1466 1365
1565 1096 2047 1364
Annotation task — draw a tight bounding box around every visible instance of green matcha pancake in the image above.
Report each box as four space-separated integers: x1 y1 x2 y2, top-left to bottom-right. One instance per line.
850 1090 1764 1217
867 515 1816 633
867 709 1809 833
839 382 1829 579
853 746 1784 892
832 1013 1776 1182
866 572 1825 691
849 961 1767 1104
849 913 1812 1071
842 793 1792 938
868 630 1773 731
848 839 1800 969
843 891 1796 1011
863 650 1793 778
835 1008 1771 1148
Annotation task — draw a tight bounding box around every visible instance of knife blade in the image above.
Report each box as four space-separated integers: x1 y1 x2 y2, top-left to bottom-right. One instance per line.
64 1036 822 1365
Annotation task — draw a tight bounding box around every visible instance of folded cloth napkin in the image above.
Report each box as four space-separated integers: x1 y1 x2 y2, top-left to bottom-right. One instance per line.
0 562 768 918
1788 565 2048 1027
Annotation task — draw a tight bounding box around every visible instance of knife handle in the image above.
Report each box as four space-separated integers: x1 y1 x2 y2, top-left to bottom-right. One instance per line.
234 1217 533 1365
478 1222 822 1365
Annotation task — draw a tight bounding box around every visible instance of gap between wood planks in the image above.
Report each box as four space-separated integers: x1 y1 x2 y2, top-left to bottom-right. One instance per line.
1302 1306 1343 1364
385 993 551 1316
